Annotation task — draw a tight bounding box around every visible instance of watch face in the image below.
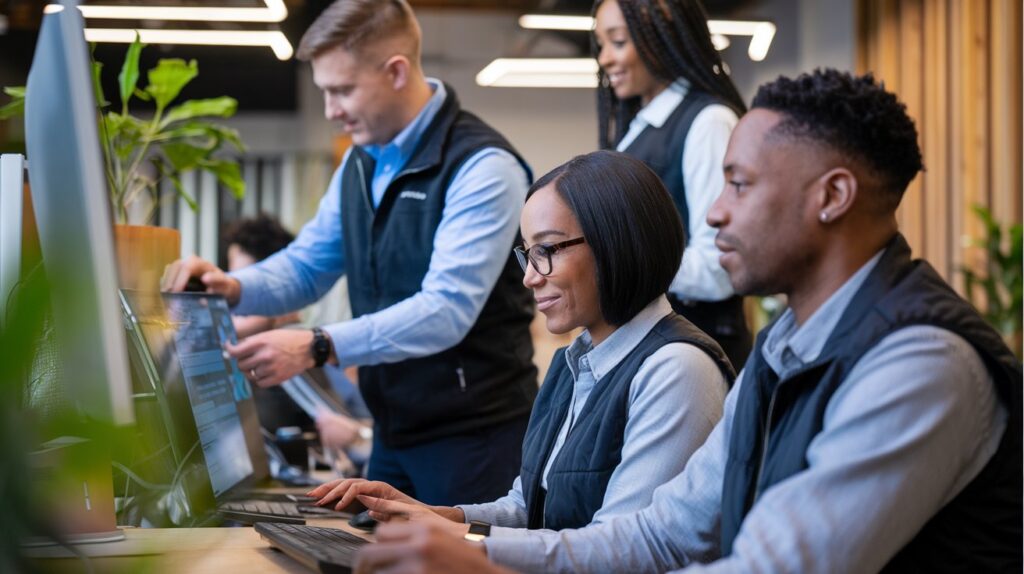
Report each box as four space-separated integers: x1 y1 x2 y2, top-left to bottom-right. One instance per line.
464 533 487 543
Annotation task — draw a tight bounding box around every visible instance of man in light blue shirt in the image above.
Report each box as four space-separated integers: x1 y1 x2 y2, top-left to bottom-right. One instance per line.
352 70 1020 574
165 0 538 505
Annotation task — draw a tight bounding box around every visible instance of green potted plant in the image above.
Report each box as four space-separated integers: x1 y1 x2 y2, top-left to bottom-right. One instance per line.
961 204 1023 357
1 35 246 290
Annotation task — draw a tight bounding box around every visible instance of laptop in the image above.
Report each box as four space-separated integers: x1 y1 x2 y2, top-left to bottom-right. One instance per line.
120 290 347 525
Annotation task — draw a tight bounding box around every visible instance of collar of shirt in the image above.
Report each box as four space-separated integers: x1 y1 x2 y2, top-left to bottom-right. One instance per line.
616 79 689 152
363 78 447 206
762 250 886 377
564 295 674 383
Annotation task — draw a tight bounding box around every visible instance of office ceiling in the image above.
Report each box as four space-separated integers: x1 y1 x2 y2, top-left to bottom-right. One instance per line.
0 0 760 111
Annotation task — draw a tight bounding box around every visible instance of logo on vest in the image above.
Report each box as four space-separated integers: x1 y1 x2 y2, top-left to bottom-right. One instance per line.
399 190 427 201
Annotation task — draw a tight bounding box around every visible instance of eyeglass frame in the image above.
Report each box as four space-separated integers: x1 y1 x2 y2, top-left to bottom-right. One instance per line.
513 237 587 276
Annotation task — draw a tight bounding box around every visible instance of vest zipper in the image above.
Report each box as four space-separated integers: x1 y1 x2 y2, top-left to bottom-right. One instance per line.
354 156 373 214
751 387 780 502
456 366 467 392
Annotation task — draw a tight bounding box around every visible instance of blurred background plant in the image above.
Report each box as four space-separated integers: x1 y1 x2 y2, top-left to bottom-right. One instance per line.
0 258 50 572
1 35 245 224
960 204 1023 357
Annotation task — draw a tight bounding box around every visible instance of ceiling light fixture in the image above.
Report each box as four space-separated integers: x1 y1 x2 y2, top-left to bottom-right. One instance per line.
476 58 599 88
53 0 288 23
517 15 593 31
83 28 294 60
517 15 776 61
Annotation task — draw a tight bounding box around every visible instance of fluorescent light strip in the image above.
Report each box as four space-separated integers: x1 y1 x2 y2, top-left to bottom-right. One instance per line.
476 58 599 88
50 0 288 23
84 28 294 60
518 15 776 61
518 15 593 31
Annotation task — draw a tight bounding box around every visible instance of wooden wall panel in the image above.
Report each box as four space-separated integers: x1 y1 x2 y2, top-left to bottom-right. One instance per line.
857 0 1022 293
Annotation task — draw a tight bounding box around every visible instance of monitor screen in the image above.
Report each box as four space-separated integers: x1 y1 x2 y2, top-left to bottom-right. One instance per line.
161 293 254 497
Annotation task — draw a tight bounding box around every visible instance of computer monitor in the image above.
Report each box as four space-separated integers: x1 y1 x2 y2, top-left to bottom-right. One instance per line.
120 291 271 506
23 0 133 425
0 154 26 324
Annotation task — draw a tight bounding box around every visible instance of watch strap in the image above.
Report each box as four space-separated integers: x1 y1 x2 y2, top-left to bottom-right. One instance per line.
310 327 331 368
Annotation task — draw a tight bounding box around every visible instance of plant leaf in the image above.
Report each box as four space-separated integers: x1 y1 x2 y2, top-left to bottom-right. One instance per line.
0 98 24 120
165 171 197 214
145 59 198 111
4 86 26 98
161 121 245 152
154 160 197 213
91 61 110 108
162 97 237 127
163 142 209 172
118 33 144 109
200 158 245 200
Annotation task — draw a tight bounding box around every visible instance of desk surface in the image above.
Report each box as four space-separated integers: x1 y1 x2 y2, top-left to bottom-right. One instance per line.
25 517 372 573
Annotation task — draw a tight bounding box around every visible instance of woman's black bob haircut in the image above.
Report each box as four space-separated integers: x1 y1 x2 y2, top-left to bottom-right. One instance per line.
527 150 685 326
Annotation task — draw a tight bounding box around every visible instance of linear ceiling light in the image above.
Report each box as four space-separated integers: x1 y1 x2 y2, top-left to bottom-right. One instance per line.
83 28 294 60
53 0 288 23
517 15 593 31
476 58 599 88
518 15 776 61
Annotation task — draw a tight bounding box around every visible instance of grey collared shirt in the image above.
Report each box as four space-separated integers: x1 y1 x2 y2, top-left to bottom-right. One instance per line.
458 296 728 539
485 252 1006 573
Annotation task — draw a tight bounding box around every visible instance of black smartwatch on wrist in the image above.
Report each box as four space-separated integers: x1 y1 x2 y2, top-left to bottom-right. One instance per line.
310 327 331 368
464 520 491 543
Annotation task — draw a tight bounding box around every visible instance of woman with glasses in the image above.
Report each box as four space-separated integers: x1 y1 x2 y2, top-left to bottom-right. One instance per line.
309 151 733 540
594 0 752 369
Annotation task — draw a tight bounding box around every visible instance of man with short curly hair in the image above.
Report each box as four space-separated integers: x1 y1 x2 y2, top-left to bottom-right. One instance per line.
354 68 1021 574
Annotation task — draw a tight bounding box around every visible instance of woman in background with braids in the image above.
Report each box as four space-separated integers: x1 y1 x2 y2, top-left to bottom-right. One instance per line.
593 0 752 369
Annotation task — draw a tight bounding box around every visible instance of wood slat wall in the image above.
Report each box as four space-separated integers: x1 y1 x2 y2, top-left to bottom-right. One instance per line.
856 0 1022 291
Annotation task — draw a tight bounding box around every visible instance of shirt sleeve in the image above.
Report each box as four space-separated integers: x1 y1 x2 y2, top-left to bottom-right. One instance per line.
670 104 737 302
324 147 529 367
680 326 1005 574
483 368 741 573
457 475 529 530
230 151 350 317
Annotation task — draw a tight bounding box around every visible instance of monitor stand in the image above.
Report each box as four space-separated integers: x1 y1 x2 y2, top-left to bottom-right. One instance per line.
24 436 125 547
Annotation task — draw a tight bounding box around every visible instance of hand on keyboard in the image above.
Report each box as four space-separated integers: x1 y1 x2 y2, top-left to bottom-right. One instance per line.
355 494 470 539
308 478 420 514
354 522 512 574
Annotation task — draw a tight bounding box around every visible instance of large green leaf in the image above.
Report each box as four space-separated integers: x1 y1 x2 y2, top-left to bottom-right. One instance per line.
163 142 209 172
4 87 26 98
162 97 237 126
118 34 144 110
145 59 198 111
201 158 245 199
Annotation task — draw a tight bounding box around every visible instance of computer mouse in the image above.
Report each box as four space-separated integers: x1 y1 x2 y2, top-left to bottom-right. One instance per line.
348 510 378 532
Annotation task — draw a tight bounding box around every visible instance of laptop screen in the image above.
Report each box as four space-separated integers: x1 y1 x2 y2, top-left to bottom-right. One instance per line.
160 293 254 497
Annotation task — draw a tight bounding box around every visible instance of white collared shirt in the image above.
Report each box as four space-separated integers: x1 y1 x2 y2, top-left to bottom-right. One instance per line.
617 80 737 302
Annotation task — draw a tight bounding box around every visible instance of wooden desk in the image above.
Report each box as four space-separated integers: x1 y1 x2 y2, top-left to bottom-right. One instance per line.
24 517 372 573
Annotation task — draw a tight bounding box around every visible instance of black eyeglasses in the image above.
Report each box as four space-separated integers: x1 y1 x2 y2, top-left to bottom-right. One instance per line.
513 237 586 276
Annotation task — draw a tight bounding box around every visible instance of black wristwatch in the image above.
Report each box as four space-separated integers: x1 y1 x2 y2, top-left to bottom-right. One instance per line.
310 327 331 368
464 520 491 542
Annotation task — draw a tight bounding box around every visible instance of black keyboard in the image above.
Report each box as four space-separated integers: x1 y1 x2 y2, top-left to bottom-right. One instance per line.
220 500 305 524
256 522 369 574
